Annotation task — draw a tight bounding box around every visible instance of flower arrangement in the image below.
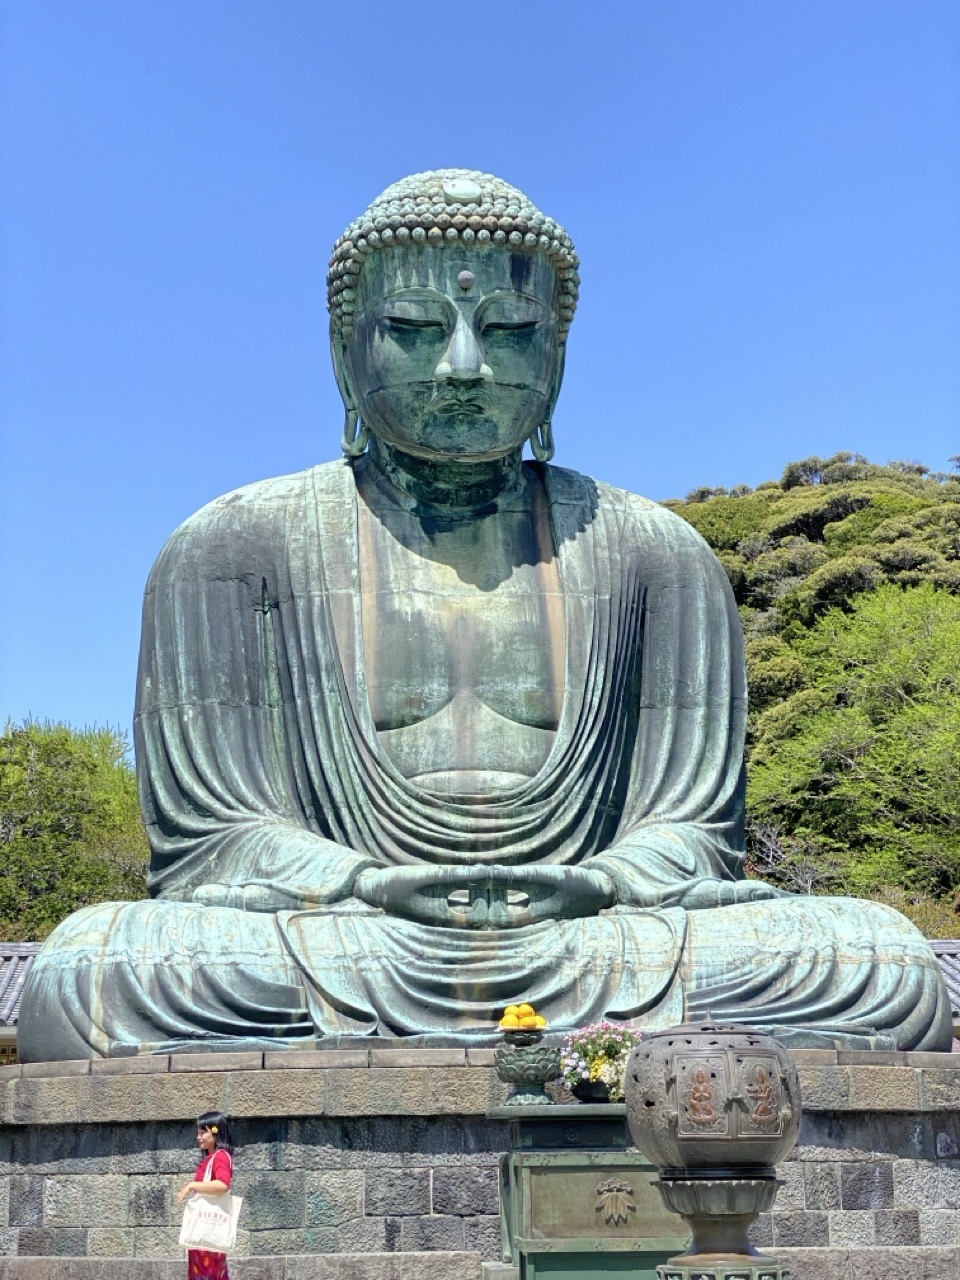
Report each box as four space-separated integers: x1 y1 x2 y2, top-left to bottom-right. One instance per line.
559 1022 642 1102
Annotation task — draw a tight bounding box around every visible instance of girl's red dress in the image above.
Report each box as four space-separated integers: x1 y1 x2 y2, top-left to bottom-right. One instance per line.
187 1149 233 1280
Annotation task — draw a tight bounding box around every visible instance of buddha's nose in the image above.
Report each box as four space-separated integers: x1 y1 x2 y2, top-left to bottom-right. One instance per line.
434 313 494 384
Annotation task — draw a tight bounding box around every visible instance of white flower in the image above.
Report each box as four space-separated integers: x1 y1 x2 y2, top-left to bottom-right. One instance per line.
599 1061 619 1086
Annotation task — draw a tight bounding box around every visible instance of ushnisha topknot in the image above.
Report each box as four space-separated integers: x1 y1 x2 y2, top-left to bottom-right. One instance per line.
328 168 580 343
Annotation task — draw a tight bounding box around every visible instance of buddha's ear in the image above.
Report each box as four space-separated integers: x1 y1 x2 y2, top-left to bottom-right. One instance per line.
330 330 357 414
529 342 566 463
331 330 371 457
547 342 566 419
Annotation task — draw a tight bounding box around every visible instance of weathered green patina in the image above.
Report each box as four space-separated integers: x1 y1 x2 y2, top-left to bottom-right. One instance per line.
490 1103 686 1279
19 169 951 1059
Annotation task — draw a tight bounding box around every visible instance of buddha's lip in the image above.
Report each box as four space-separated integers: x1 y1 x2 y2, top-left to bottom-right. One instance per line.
433 398 487 416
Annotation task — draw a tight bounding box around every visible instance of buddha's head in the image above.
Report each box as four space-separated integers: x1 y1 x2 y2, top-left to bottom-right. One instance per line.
329 169 579 464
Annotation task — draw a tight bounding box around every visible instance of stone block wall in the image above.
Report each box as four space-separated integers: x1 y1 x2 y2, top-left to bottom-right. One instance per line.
0 1048 510 1262
0 1114 505 1260
0 1257 481 1280
0 1048 957 1276
763 1111 960 1251
761 1051 960 1258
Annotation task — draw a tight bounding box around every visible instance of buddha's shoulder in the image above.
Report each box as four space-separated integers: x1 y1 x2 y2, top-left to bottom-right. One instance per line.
150 461 352 572
167 461 352 533
546 465 715 560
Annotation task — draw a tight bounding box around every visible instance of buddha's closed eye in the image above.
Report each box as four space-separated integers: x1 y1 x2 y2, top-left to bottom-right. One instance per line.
385 316 445 330
482 320 539 332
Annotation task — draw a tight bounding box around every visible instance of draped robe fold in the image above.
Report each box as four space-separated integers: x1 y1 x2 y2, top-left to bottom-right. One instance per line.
18 460 951 1059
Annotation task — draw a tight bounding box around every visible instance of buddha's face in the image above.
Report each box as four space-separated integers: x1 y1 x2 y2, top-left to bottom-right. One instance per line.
342 246 561 462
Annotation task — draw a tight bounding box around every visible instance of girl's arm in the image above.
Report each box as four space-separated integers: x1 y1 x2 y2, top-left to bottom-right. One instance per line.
176 1151 233 1203
176 1177 230 1202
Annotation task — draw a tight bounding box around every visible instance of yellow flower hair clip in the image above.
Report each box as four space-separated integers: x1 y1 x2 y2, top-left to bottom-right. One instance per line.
210 1126 218 1134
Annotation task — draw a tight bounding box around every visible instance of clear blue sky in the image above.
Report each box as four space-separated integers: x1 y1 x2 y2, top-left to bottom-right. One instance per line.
2 1 958 737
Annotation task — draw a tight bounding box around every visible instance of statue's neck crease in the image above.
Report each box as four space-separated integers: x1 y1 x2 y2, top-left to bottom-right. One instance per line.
365 438 526 514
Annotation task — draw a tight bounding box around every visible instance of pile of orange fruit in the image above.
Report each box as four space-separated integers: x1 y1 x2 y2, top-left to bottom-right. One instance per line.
499 1003 547 1031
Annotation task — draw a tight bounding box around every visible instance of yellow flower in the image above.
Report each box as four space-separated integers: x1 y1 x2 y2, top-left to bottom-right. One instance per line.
210 1126 218 1134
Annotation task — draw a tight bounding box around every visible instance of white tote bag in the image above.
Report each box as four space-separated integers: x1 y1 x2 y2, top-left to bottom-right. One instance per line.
179 1152 243 1254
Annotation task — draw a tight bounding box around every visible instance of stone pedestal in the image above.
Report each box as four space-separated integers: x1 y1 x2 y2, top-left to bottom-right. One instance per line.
490 1103 686 1279
0 1049 954 1277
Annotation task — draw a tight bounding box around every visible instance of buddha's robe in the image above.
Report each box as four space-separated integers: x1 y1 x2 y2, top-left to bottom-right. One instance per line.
18 461 951 1059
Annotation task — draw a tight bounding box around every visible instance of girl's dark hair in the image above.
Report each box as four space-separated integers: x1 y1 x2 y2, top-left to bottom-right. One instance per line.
196 1111 235 1155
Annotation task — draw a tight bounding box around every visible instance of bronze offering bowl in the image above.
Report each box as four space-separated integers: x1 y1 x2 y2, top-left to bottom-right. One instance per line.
494 1029 560 1106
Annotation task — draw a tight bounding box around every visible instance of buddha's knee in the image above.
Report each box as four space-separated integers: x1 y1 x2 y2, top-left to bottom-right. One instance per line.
842 895 936 954
21 899 309 1062
19 901 134 1061
704 893 938 960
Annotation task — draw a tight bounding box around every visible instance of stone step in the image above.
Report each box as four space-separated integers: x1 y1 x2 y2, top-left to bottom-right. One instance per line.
0 1254 484 1280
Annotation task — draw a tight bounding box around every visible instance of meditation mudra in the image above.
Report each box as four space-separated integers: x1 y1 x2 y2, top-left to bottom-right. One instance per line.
20 169 950 1059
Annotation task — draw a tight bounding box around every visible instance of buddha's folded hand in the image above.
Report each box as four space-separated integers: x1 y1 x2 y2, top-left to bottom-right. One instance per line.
191 846 380 912
483 864 617 926
353 864 490 927
193 883 309 911
353 862 616 929
675 878 793 911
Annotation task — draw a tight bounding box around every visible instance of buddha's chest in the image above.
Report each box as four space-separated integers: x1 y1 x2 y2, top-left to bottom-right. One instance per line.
360 512 563 725
363 578 563 730
356 504 565 788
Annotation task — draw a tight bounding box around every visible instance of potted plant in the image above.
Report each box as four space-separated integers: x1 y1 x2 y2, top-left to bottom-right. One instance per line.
559 1021 642 1102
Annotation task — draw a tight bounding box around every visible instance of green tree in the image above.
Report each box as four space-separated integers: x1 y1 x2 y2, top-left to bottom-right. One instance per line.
668 453 960 935
0 720 149 940
747 584 960 927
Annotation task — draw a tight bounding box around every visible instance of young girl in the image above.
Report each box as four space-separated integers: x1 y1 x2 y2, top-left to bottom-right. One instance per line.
176 1111 236 1280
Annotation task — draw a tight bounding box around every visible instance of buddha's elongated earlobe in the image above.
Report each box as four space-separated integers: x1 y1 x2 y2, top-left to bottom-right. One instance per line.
342 408 370 458
530 420 555 463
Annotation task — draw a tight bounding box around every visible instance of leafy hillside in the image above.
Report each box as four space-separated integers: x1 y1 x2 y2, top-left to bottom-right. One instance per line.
667 452 960 935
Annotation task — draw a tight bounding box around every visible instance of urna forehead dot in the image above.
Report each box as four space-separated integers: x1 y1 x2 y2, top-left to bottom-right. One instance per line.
443 177 482 203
